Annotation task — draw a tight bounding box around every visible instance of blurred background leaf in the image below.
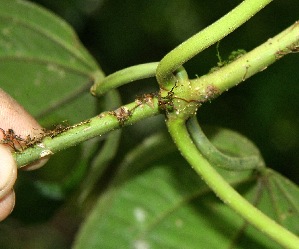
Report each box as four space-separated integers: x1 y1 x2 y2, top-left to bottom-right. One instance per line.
0 0 101 116
74 131 299 249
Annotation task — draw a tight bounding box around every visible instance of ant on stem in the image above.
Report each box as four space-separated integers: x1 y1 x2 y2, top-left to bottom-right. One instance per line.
0 128 30 152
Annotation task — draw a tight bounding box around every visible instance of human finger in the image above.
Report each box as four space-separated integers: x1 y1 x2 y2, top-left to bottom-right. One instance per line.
0 144 17 222
0 190 15 222
0 145 17 199
0 88 48 169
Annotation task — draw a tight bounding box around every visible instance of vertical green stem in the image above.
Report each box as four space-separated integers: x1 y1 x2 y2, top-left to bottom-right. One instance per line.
166 118 299 249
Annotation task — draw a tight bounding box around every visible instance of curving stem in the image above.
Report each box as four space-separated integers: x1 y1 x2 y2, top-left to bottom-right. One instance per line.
156 0 273 90
187 116 265 170
166 117 299 249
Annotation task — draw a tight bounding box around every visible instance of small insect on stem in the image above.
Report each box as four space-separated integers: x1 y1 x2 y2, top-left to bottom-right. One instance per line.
0 128 32 152
111 107 132 126
135 92 157 109
158 85 176 114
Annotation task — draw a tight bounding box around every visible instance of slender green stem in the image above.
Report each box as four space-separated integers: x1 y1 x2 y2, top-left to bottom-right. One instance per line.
156 0 273 89
91 62 159 96
112 132 176 185
187 117 265 170
14 97 160 168
166 118 299 249
190 21 299 95
13 61 162 168
78 129 121 203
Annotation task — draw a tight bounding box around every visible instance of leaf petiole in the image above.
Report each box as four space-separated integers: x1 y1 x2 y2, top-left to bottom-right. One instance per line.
166 118 299 249
187 117 265 171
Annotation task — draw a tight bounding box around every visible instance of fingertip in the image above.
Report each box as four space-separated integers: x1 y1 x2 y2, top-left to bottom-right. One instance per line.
0 190 15 222
0 88 42 138
0 88 49 171
0 145 17 198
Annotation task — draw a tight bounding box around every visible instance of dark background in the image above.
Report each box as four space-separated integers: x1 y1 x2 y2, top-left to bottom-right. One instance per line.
30 0 299 183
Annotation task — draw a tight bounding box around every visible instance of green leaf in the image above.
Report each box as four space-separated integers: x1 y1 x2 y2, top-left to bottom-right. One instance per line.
73 131 299 249
259 169 299 233
0 0 111 202
0 0 103 116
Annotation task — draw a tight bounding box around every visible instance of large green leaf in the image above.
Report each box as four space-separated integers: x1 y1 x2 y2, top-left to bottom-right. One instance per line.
0 0 102 117
73 130 299 249
0 0 110 215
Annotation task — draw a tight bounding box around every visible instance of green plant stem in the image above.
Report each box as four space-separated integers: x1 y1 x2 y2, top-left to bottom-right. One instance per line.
187 117 265 170
14 98 160 168
14 21 299 168
166 117 299 249
156 0 273 89
90 62 159 96
190 21 299 95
